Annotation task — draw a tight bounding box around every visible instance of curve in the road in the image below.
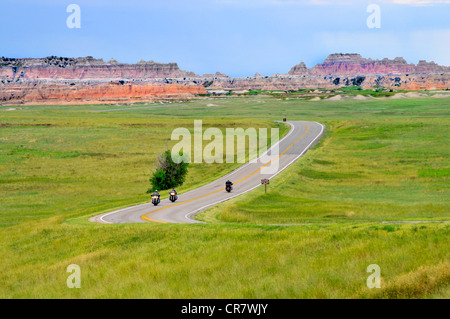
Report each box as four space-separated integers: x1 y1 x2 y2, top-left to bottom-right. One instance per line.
90 121 325 224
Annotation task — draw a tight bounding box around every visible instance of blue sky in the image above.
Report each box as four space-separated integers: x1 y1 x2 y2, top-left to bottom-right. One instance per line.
0 0 449 77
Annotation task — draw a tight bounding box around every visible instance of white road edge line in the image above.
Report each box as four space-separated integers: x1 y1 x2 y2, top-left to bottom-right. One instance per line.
184 122 325 222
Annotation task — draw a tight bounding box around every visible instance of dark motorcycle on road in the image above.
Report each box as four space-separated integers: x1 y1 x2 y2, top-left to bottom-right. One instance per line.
169 190 178 202
225 180 233 193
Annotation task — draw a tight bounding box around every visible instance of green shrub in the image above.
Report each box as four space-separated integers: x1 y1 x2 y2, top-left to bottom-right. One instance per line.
149 169 167 192
147 150 189 192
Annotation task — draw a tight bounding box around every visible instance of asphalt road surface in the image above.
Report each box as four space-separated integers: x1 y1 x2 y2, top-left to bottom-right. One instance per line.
90 121 325 224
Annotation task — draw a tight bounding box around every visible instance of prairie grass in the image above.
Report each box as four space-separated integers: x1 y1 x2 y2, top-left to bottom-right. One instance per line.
200 118 449 224
0 218 447 298
0 97 448 298
0 111 285 228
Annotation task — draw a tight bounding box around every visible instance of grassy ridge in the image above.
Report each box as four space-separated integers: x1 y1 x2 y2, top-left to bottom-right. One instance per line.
0 97 449 298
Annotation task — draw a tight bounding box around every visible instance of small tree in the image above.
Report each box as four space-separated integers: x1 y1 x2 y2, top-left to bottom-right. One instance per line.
147 150 189 193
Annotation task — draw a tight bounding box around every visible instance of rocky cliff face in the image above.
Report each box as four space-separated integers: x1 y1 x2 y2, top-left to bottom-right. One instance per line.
0 81 206 105
1 54 449 105
209 53 450 91
207 73 449 91
288 53 450 76
288 62 309 75
0 56 198 81
0 56 205 104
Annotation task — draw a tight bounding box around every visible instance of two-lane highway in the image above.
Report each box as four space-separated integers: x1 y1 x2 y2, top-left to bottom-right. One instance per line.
90 121 325 224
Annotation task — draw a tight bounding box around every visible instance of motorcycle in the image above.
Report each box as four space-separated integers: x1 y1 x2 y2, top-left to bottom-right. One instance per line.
225 184 233 193
169 191 178 202
151 195 160 206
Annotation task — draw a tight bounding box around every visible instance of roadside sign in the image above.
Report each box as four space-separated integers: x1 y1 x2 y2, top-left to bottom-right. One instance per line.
261 179 270 193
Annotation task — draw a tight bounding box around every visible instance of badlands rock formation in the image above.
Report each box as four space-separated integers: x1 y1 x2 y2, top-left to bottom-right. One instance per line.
0 56 198 80
0 53 449 105
0 56 206 104
208 53 450 91
288 53 449 76
0 82 206 105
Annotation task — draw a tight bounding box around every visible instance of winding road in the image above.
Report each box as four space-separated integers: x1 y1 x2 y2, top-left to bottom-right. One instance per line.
90 121 325 224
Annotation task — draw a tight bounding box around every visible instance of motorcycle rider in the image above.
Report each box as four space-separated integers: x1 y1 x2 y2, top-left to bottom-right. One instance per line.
152 189 160 202
170 187 178 201
225 180 233 191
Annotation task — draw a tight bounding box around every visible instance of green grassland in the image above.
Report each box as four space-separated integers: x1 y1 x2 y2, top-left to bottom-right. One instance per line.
0 110 286 228
199 118 449 224
0 97 449 298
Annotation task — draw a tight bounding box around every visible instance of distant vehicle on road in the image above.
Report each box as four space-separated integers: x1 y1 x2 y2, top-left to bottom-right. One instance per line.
225 180 233 193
